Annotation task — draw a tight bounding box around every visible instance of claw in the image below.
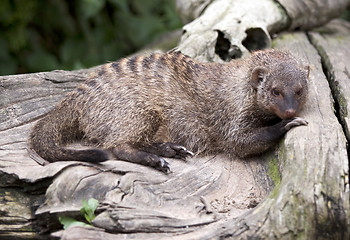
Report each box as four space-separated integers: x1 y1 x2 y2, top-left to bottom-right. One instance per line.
171 145 194 157
285 117 308 130
158 157 171 173
174 154 186 160
146 142 194 162
160 157 166 167
180 148 194 157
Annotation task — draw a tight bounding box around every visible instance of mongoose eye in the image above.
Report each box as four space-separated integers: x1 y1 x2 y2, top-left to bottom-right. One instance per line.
296 89 302 96
272 88 280 97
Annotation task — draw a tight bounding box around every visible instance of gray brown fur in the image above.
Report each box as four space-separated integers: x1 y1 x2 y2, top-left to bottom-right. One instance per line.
28 49 309 172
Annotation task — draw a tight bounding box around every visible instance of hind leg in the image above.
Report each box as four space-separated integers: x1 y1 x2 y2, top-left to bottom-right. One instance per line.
112 144 171 173
104 111 191 173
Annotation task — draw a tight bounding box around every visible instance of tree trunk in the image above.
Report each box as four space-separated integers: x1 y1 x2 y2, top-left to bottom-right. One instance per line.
177 0 350 61
0 1 349 239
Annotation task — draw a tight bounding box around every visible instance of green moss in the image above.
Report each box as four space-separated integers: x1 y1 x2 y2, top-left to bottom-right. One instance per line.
267 154 282 199
273 33 296 42
271 33 298 49
268 157 281 186
338 92 348 118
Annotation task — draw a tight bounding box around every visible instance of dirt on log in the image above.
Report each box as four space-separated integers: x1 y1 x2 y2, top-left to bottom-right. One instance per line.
0 16 349 240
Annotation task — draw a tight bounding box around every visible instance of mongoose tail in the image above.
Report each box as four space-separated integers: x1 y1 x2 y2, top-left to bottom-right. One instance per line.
28 104 109 163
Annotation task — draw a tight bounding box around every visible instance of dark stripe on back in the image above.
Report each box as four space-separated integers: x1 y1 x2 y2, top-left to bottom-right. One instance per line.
77 86 86 94
127 56 137 73
159 54 168 65
94 85 103 94
173 64 178 73
98 68 105 77
156 55 166 72
86 79 97 87
111 61 121 73
171 51 183 64
149 53 157 61
142 56 152 70
170 52 184 73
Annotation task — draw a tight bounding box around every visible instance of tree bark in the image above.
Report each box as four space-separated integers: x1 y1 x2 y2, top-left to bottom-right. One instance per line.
278 0 350 30
1 2 350 240
176 0 350 28
176 0 350 62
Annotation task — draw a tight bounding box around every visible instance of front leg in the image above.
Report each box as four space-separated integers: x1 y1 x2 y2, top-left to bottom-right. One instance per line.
144 142 194 160
233 117 308 158
112 144 171 173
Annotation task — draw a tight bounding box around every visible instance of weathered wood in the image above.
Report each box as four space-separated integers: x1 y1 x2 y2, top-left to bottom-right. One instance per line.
277 0 350 30
177 0 287 61
0 70 91 239
308 19 350 140
0 188 45 240
176 0 350 62
175 0 213 24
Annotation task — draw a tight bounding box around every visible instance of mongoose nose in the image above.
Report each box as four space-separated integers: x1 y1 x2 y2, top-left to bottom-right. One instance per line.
284 109 296 119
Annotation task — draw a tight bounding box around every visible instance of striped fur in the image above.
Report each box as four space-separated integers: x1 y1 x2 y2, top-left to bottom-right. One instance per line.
28 49 309 171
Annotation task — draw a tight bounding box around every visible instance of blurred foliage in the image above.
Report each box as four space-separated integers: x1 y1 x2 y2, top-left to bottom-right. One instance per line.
341 10 350 22
0 0 182 75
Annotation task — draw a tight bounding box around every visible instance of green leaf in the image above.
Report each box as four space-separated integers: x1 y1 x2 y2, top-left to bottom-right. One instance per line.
88 198 99 213
109 0 129 13
59 216 91 230
25 50 59 72
79 0 106 19
0 38 17 75
80 198 98 224
61 38 88 64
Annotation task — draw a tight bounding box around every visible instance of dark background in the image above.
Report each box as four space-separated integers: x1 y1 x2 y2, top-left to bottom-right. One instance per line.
0 0 182 75
1 0 349 76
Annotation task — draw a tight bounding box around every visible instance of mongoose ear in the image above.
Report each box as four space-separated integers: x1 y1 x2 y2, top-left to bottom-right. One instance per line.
250 66 268 90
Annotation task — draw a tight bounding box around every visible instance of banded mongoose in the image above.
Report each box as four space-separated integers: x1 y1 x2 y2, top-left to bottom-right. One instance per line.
28 49 309 173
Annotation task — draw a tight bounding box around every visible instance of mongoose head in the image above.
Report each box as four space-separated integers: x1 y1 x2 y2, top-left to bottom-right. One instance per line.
250 59 309 120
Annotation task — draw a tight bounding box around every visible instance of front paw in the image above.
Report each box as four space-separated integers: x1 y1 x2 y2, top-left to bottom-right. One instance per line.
156 142 194 160
169 143 194 160
285 117 308 131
